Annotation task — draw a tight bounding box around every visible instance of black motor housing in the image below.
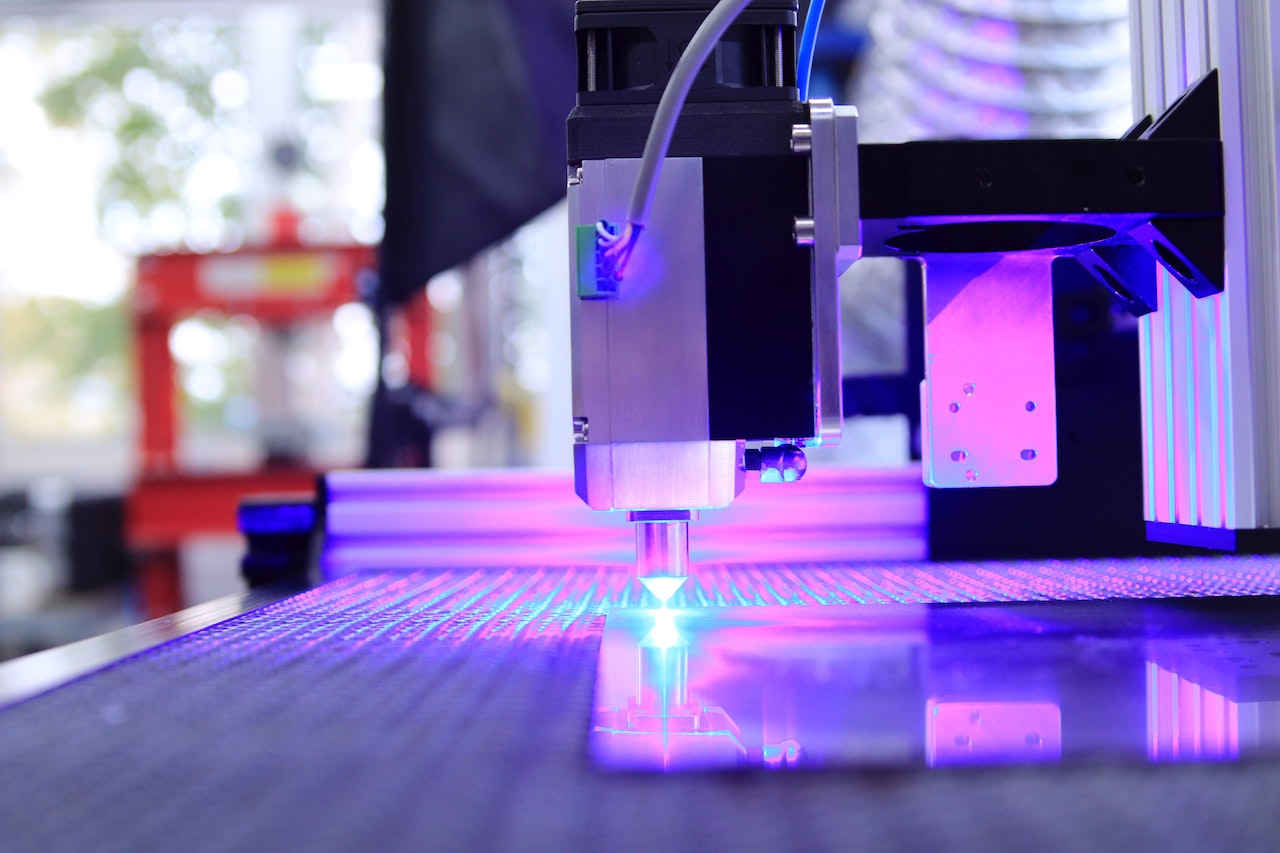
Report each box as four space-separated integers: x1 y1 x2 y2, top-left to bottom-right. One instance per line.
568 0 820 442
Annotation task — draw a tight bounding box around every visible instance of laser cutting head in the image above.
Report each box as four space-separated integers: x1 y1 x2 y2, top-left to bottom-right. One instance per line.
567 0 853 518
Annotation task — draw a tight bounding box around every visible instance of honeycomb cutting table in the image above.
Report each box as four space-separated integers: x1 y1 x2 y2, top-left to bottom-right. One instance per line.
4 553 1280 852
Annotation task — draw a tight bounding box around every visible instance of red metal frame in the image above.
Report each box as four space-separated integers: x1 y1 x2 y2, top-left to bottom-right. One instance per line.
126 237 379 617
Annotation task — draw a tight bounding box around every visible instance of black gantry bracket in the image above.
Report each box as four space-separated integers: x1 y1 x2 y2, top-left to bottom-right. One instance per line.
858 69 1224 316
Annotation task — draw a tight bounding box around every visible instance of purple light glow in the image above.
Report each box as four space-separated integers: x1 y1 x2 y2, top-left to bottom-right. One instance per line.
1146 660 1242 763
95 553 1280 782
320 466 1280 605
1141 262 1238 534
922 254 1057 489
321 469 1280 603
320 467 928 577
927 700 1061 767
592 606 929 771
592 600 1280 773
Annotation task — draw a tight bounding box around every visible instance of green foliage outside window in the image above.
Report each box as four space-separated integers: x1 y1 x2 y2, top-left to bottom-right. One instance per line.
37 19 248 250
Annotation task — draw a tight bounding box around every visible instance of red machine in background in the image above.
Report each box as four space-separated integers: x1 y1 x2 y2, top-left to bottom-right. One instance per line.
125 219 404 617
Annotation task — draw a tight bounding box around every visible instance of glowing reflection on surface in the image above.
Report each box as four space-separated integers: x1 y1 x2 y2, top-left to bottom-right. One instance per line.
591 600 1280 772
926 700 1061 767
638 576 688 606
593 608 748 771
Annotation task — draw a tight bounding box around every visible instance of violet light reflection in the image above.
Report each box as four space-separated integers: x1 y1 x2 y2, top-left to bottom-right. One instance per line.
591 600 1280 773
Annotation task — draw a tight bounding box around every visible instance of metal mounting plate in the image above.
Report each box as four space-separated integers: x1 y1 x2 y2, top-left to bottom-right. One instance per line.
921 253 1058 489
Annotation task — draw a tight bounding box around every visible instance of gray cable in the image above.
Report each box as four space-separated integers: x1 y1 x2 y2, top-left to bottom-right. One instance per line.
625 0 755 228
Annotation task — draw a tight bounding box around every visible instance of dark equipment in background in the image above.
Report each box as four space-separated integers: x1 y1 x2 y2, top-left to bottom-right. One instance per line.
67 495 129 593
379 0 576 306
370 0 578 466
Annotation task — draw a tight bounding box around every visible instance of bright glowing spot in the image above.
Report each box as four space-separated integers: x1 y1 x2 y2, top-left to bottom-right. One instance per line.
348 140 385 209
184 364 226 402
762 740 802 766
306 61 383 102
331 304 379 393
333 302 371 338
349 214 384 245
170 318 230 365
426 271 463 313
333 349 377 395
149 201 187 247
210 69 250 110
515 355 550 393
639 575 687 604
640 610 682 649
49 35 92 77
186 154 242 208
122 67 159 107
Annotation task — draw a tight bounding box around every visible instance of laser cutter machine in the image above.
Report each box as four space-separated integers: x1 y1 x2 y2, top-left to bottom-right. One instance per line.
4 3 1280 850
566 0 1275 593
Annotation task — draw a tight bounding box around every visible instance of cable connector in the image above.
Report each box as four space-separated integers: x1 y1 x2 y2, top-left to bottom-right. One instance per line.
575 221 622 299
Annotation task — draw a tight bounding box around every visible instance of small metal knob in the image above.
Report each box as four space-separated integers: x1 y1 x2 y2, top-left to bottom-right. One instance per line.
794 217 816 246
790 124 813 154
744 444 808 483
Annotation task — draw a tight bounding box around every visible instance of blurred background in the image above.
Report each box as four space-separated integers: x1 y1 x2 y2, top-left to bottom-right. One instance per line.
0 0 1133 657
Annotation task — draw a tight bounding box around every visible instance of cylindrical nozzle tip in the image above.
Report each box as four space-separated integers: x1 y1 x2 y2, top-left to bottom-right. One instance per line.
635 520 690 603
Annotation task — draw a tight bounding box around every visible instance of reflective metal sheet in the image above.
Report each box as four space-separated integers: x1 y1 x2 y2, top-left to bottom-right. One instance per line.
591 598 1280 771
921 253 1058 488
